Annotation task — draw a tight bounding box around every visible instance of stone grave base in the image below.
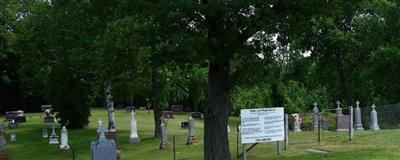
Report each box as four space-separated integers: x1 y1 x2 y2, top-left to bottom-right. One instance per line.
159 141 169 150
59 148 70 154
0 150 10 160
186 136 198 145
128 137 140 144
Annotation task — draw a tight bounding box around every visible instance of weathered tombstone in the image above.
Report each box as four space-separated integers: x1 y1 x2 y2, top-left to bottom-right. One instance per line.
186 117 197 145
0 124 6 150
370 104 380 131
5 110 26 123
171 105 183 112
321 120 329 130
191 112 203 119
180 121 189 129
227 125 230 133
91 120 118 160
312 102 319 131
354 101 364 130
159 121 168 150
128 111 140 144
59 126 70 153
291 113 302 132
49 118 59 144
163 111 175 119
8 119 18 129
336 115 350 131
349 106 354 141
336 101 343 116
42 128 49 138
41 105 53 111
9 133 16 142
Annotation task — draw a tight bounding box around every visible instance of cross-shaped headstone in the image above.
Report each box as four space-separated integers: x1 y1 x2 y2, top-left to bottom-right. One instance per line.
356 101 360 108
97 119 107 140
336 101 341 108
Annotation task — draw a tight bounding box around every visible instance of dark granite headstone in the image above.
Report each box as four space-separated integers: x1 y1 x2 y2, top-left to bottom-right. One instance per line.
5 111 26 123
125 106 135 113
171 105 183 112
336 115 350 131
191 112 203 119
41 105 53 111
7 122 17 129
163 111 175 119
181 122 189 129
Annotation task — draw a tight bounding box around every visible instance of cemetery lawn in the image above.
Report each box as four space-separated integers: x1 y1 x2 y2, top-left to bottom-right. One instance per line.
3 108 400 160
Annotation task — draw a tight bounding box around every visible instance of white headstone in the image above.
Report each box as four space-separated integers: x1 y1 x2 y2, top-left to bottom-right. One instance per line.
59 126 70 150
42 128 48 138
49 118 59 144
159 121 168 149
336 101 342 116
10 133 16 142
129 111 140 143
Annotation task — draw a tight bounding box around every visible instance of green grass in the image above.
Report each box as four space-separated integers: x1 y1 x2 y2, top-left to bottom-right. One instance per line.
3 108 400 160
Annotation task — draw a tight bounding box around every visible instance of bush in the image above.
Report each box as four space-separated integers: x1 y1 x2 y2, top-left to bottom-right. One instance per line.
45 64 90 128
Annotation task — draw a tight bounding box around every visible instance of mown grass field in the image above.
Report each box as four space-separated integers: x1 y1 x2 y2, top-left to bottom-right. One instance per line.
3 108 400 160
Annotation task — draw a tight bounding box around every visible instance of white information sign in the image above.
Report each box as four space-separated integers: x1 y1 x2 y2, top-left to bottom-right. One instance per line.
240 107 284 144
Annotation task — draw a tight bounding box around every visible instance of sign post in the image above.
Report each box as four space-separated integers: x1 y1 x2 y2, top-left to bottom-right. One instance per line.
240 108 285 159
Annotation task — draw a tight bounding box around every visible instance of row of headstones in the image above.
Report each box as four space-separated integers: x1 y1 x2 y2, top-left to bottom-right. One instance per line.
310 101 380 131
41 117 70 153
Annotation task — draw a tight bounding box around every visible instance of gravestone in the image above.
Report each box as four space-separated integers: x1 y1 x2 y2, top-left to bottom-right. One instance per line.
159 121 168 150
42 128 48 138
128 111 140 144
227 125 230 133
171 105 183 112
291 113 302 132
5 110 26 123
0 124 6 150
91 120 117 160
312 102 319 131
180 121 189 129
336 115 350 131
43 109 55 123
9 133 16 142
321 120 329 130
8 120 18 129
354 101 364 130
59 126 70 153
125 106 135 113
191 112 203 119
186 117 197 145
370 104 380 131
49 119 59 144
163 111 175 119
41 105 53 111
336 101 343 116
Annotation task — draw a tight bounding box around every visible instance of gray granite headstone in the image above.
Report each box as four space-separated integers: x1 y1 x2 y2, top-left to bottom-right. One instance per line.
291 113 302 132
336 101 343 116
91 120 117 160
159 120 168 150
59 126 70 151
186 117 197 145
312 102 319 130
354 101 364 130
42 128 48 138
370 104 380 131
10 133 16 142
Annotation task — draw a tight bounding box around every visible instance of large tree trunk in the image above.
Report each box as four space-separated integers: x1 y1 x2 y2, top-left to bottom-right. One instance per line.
204 59 231 160
152 67 162 138
189 81 199 112
335 49 348 102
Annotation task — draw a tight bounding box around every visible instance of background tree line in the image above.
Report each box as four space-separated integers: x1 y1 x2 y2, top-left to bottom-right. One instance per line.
1 0 400 159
